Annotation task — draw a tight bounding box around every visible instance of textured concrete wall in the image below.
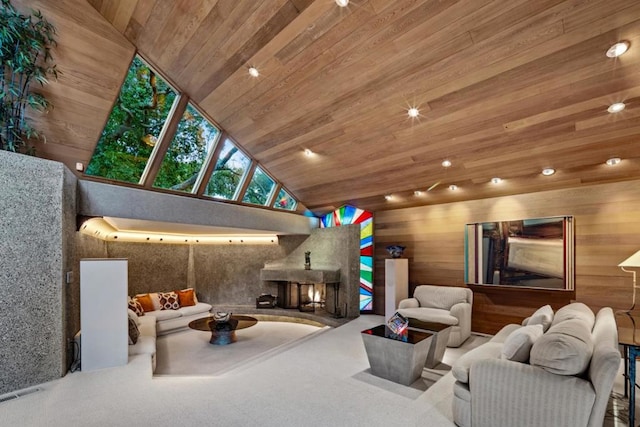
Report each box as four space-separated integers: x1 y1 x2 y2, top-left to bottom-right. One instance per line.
74 229 359 316
266 226 361 318
75 234 307 303
0 151 74 395
78 180 317 234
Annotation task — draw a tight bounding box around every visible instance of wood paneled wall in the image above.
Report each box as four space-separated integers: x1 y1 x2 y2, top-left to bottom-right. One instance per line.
14 0 135 169
374 179 640 334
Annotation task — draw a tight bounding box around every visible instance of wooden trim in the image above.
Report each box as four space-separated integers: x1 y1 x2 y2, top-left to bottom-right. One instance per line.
140 94 189 187
195 131 227 197
235 161 257 203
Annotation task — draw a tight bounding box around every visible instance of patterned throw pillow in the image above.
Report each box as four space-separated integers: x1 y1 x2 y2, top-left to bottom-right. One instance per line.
159 291 180 310
176 288 196 307
128 298 145 316
128 317 140 345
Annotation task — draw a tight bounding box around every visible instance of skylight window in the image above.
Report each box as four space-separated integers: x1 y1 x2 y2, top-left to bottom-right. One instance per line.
203 138 251 200
153 103 220 192
243 166 276 206
84 54 299 212
86 56 178 183
273 188 297 211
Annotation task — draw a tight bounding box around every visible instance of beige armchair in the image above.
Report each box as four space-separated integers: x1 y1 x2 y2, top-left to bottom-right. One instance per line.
397 285 473 347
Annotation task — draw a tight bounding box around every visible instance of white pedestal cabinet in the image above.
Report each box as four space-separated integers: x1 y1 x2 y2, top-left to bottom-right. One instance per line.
80 258 128 371
385 258 408 322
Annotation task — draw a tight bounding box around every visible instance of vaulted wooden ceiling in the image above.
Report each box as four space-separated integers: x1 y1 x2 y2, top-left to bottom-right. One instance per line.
24 0 640 214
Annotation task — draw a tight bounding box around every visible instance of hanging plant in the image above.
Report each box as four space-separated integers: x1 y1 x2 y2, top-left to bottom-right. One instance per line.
0 0 58 153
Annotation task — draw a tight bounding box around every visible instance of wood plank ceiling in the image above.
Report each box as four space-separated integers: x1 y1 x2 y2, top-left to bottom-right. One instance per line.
32 0 640 214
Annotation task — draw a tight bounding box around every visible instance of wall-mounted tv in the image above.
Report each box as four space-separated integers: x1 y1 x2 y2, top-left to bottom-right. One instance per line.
465 216 574 290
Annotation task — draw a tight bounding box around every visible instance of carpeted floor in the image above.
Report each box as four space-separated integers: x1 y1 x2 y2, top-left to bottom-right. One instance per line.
0 314 635 426
155 321 328 376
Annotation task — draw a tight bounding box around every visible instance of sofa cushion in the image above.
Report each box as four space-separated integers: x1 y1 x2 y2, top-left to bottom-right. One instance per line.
526 304 554 332
178 302 212 317
452 342 503 383
501 324 543 362
551 302 595 330
127 308 141 326
414 285 469 310
530 318 594 375
489 324 522 344
396 307 459 326
159 291 180 310
137 315 156 337
128 316 140 345
150 309 182 321
176 288 197 307
128 335 155 356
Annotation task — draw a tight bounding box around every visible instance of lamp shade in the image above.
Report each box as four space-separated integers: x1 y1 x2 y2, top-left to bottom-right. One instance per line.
619 250 640 267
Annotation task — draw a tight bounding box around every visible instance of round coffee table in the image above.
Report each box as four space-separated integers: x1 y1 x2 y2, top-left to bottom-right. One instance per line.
188 315 258 345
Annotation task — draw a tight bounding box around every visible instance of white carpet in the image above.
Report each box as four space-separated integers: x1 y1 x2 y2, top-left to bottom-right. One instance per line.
155 321 327 376
0 315 633 427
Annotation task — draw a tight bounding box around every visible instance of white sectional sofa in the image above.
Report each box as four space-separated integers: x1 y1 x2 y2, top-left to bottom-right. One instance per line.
451 302 620 427
127 290 212 371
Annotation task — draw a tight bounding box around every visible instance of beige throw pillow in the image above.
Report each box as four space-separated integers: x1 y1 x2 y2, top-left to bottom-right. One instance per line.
501 324 544 363
526 304 554 332
530 318 594 375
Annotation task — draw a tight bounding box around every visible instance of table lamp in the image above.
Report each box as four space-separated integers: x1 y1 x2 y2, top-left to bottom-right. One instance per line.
619 250 640 313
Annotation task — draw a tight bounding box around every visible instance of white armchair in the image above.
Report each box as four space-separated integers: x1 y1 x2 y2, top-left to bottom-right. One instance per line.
397 285 473 347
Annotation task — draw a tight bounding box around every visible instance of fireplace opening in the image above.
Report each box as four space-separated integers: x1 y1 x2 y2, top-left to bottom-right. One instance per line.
298 283 326 312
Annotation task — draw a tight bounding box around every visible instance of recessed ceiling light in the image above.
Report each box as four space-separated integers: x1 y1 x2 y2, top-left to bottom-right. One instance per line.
304 148 313 156
335 0 349 7
491 177 502 184
414 190 423 196
442 159 452 168
607 102 625 113
384 194 393 200
407 107 420 118
606 157 621 166
248 67 259 77
606 41 629 58
542 168 555 176
449 185 458 191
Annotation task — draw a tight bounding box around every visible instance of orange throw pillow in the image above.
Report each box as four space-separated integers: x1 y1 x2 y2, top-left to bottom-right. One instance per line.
176 288 196 307
135 293 155 312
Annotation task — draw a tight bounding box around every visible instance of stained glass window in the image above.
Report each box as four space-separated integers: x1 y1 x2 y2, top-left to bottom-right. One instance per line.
321 206 374 312
86 56 177 183
242 166 276 206
273 188 297 211
153 104 220 192
203 138 251 200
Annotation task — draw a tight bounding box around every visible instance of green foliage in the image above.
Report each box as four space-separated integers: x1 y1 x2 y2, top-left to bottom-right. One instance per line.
0 0 58 152
86 55 296 209
153 105 218 192
85 56 177 183
242 168 275 205
204 144 247 199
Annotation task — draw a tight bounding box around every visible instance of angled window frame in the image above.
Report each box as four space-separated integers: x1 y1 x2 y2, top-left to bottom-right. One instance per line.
84 51 300 213
150 101 223 193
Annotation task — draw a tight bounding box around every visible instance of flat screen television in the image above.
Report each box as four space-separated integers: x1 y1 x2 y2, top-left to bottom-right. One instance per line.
464 216 574 290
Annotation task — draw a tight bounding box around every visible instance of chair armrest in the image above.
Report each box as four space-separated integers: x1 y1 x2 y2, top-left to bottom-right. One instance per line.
469 358 594 427
398 297 419 309
450 302 471 328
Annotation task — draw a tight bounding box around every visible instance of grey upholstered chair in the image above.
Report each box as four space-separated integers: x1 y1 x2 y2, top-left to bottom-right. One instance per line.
397 285 473 347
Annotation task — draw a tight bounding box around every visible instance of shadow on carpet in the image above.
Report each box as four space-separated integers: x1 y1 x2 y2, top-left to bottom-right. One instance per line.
154 322 328 377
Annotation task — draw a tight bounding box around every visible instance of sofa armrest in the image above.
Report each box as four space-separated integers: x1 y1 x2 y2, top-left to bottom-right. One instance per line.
469 358 595 427
398 297 419 309
450 302 471 331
